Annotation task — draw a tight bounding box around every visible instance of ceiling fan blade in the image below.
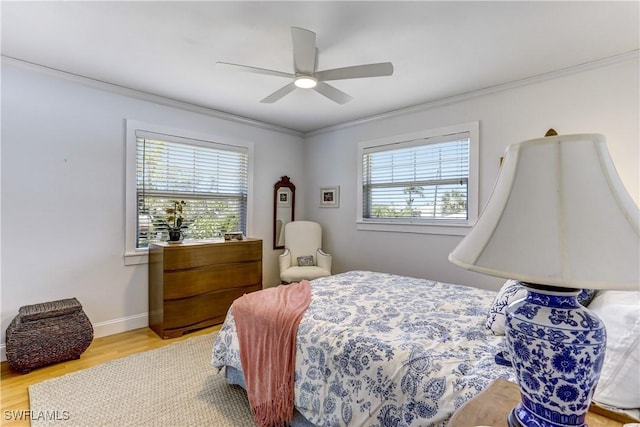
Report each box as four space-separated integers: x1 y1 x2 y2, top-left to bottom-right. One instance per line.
316 62 394 81
313 81 353 104
291 27 316 74
260 82 297 103
216 62 294 79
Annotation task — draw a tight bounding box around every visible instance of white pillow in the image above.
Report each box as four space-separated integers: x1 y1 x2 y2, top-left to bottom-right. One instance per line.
589 290 640 409
486 280 527 335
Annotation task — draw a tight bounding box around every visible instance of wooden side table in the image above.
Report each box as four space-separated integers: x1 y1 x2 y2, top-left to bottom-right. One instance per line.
448 379 639 427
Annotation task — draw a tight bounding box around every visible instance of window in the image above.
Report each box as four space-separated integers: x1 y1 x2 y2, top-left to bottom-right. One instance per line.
357 122 478 235
125 121 253 265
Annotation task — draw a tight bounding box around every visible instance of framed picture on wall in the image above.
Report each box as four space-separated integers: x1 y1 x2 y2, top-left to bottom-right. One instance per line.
320 186 340 208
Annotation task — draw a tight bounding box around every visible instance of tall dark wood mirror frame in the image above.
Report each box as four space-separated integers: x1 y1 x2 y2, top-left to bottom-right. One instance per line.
273 176 295 249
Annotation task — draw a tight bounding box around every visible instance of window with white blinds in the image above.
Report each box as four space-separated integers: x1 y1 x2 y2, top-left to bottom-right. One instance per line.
136 131 248 248
363 134 469 221
357 122 478 234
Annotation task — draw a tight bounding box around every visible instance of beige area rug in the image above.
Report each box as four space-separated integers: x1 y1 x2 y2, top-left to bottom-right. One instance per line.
28 333 257 427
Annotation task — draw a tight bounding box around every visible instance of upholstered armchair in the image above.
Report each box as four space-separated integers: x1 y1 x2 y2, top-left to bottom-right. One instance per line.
279 221 332 283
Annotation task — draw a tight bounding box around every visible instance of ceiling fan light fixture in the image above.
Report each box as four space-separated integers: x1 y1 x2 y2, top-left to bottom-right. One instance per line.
294 75 317 89
220 27 393 103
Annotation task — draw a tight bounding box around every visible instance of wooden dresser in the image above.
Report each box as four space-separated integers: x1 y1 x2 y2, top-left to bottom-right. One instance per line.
148 238 262 339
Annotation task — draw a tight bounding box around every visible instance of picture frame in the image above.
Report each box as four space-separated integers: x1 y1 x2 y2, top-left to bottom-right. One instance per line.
320 186 340 208
223 232 244 241
277 188 291 207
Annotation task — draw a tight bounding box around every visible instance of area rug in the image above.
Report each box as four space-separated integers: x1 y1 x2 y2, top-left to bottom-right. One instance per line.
28 333 257 426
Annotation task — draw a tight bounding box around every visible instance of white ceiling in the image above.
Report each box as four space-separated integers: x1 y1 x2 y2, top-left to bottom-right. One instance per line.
2 1 638 134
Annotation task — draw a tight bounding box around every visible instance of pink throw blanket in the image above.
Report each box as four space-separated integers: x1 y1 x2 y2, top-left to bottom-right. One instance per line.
232 280 312 427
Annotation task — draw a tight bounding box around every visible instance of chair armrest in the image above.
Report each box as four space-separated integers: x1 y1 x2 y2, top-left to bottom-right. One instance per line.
316 249 332 273
279 248 292 271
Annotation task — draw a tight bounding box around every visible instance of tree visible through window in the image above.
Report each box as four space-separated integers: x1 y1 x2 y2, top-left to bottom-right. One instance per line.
362 134 470 222
136 134 248 248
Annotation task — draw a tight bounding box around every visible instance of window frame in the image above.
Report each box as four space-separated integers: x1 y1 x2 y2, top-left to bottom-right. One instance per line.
124 120 254 265
356 121 479 236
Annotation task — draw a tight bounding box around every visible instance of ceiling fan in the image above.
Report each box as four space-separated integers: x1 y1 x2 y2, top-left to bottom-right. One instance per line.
217 27 394 104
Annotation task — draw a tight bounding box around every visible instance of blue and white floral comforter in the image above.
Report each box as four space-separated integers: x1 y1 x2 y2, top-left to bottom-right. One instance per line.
212 271 516 426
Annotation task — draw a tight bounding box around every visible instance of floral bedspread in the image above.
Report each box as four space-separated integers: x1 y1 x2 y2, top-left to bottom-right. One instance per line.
212 271 516 427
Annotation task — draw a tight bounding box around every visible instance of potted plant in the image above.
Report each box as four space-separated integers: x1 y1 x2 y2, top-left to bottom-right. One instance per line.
165 200 186 242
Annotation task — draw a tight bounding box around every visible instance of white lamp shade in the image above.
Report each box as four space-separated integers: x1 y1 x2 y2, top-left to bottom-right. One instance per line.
449 133 639 290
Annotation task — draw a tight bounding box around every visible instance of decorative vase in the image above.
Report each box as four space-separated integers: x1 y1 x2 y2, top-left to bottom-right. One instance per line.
168 229 181 242
505 284 606 427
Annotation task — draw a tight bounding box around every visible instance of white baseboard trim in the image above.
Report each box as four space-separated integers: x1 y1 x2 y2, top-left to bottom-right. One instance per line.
92 312 149 338
0 313 149 362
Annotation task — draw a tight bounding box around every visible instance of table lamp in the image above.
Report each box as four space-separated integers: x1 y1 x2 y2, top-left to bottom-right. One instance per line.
449 133 639 427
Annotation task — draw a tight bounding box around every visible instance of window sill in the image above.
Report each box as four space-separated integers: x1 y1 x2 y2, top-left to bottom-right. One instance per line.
356 220 473 236
124 250 149 266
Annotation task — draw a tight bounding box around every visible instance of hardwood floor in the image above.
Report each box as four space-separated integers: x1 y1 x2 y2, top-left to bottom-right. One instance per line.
0 325 221 427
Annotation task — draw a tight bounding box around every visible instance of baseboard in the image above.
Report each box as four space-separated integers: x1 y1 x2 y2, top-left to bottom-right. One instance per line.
0 313 149 362
92 312 149 338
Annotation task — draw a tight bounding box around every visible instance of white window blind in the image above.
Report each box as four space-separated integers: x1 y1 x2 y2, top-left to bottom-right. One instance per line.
136 131 248 248
362 132 470 222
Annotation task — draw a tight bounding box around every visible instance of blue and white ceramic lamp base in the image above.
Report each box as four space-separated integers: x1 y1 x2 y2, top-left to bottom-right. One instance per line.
505 284 606 427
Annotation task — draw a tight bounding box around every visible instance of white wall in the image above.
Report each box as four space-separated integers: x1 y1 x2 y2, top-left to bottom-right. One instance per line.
304 58 639 291
1 61 305 358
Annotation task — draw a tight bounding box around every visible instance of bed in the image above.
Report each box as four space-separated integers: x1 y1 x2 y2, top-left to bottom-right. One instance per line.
211 271 517 426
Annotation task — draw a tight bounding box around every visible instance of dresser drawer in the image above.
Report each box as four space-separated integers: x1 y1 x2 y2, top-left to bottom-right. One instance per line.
163 260 261 300
163 240 262 270
162 284 261 330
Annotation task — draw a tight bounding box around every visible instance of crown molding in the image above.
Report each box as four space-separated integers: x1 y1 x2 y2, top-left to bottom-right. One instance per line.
305 50 640 137
4 50 637 139
1 55 304 137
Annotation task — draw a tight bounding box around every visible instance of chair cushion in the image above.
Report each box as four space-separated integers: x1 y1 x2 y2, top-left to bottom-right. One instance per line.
281 266 330 283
